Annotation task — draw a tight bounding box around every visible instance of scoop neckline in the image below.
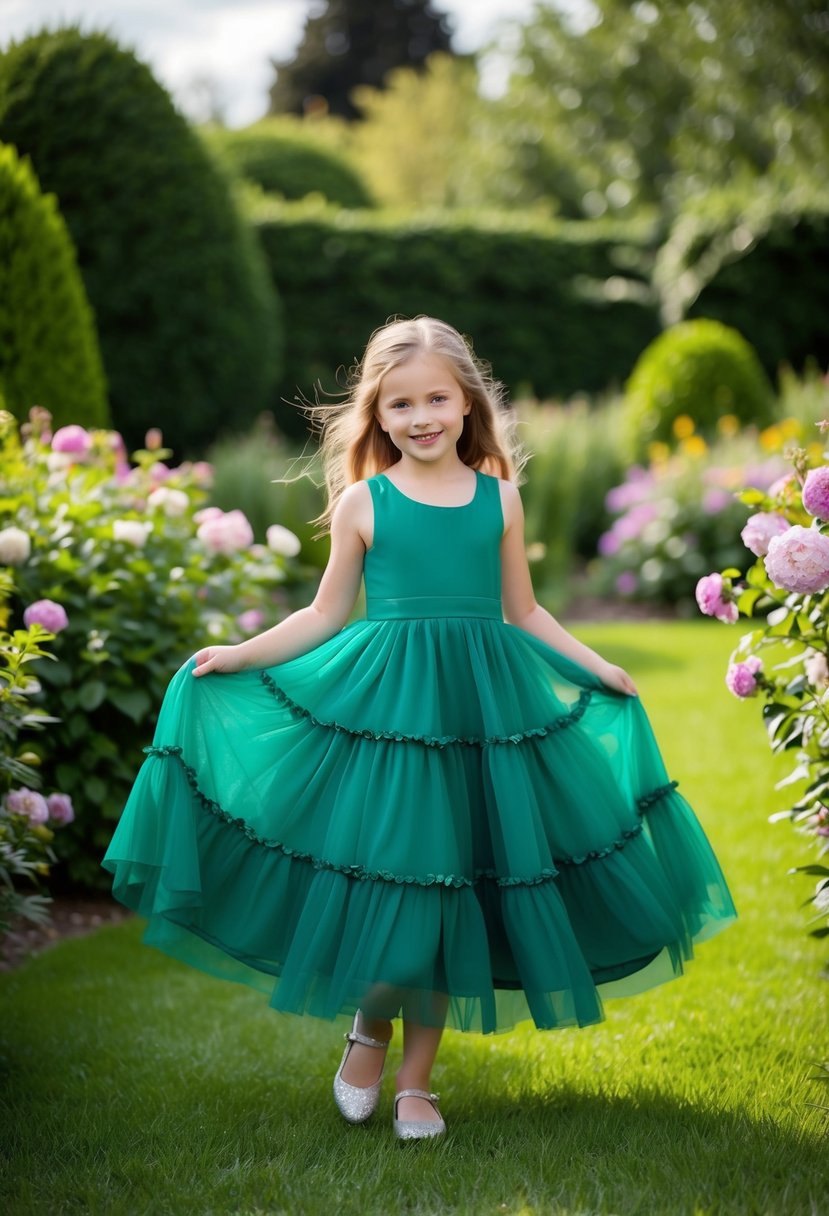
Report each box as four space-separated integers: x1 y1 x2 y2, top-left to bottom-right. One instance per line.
379 469 480 509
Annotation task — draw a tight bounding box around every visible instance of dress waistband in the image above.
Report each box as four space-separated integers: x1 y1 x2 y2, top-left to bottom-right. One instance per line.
366 595 503 621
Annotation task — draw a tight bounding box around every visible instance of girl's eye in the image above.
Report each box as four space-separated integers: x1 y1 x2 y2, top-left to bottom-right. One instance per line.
391 402 409 410
431 395 446 404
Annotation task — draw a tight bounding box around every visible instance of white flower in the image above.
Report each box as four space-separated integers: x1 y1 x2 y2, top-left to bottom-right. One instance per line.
805 649 829 690
147 487 189 517
0 526 31 565
266 524 301 558
113 519 152 547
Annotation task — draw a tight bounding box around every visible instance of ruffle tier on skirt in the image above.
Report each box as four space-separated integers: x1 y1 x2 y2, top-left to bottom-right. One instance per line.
102 616 737 1034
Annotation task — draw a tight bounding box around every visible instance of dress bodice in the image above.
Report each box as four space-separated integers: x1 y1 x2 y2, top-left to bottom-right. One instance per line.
364 469 504 620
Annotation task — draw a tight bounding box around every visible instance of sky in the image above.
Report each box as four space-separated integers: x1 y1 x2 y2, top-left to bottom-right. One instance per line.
0 1 585 126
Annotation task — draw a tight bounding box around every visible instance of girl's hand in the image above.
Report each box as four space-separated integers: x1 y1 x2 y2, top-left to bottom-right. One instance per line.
597 661 638 697
192 644 246 677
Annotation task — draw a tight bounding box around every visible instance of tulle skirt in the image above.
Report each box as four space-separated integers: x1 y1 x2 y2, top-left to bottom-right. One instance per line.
102 615 737 1033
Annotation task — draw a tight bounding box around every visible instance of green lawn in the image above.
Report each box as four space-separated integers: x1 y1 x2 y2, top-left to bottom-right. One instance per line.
1 622 827 1216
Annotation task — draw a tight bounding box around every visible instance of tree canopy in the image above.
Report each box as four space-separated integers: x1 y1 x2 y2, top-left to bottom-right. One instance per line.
503 0 829 219
268 0 454 120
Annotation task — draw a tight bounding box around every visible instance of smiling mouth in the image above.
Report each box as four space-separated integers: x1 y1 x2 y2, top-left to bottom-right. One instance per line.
412 432 442 441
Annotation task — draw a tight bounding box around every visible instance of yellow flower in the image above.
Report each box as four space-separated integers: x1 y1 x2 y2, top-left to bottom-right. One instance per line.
807 441 825 465
759 425 782 451
716 414 740 437
681 435 708 458
647 441 671 464
779 417 803 439
672 414 696 440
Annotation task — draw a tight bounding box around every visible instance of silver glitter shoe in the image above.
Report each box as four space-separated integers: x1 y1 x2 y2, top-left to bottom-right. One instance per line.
332 1012 391 1124
393 1089 446 1140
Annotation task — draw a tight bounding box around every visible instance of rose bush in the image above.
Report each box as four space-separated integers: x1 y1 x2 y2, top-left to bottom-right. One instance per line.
0 574 75 941
696 421 829 961
0 408 304 888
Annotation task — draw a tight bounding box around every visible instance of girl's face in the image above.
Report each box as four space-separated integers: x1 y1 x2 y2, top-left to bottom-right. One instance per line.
374 353 470 464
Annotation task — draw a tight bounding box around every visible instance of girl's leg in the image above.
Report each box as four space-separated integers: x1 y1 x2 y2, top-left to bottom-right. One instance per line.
339 1010 393 1087
395 997 447 1123
338 983 398 1088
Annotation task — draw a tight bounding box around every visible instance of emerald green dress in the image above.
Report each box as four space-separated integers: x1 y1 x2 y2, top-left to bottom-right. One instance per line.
102 469 737 1033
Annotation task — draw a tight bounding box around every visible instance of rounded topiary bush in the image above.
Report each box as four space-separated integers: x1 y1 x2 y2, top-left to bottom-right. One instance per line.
624 318 774 457
0 143 108 429
203 119 372 209
0 27 282 455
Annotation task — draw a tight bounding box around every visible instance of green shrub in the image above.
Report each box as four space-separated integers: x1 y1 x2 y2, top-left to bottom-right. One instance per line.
249 197 660 438
1 409 306 890
624 319 774 459
202 118 372 209
0 143 107 430
0 27 282 456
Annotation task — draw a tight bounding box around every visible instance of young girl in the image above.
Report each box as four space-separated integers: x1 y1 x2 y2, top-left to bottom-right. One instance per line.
102 317 737 1140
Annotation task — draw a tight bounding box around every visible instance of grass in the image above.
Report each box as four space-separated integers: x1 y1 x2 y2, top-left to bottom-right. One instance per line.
1 621 827 1216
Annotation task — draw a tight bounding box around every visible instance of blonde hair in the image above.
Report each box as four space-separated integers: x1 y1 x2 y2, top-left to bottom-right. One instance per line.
304 316 527 533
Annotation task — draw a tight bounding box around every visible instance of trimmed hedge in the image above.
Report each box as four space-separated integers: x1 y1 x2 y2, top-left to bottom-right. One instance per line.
0 143 108 428
201 119 373 209
0 27 282 456
251 200 661 435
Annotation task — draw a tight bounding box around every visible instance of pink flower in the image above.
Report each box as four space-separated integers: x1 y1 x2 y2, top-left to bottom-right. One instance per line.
46 792 75 825
197 509 254 555
702 488 732 515
615 571 638 595
145 428 163 451
765 526 829 595
802 467 829 521
147 487 189 517
5 787 49 824
741 512 790 557
725 655 762 698
190 461 214 486
51 425 92 454
605 468 653 513
193 507 224 525
148 462 170 483
23 599 69 633
598 531 621 557
695 573 738 623
767 471 797 498
236 609 265 633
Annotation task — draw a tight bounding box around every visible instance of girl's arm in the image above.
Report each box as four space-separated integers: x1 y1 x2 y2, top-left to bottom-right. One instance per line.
193 483 369 676
499 482 638 696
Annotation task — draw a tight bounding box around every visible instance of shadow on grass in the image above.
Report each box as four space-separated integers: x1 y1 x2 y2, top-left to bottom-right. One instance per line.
1 1033 823 1216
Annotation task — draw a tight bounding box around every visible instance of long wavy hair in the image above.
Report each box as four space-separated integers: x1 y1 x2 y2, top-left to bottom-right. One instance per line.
303 316 528 534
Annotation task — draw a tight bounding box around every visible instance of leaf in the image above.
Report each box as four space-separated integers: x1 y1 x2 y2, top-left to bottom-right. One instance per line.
721 567 742 578
789 864 829 877
736 587 763 616
808 926 829 938
747 564 770 588
77 680 107 711
106 687 152 723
